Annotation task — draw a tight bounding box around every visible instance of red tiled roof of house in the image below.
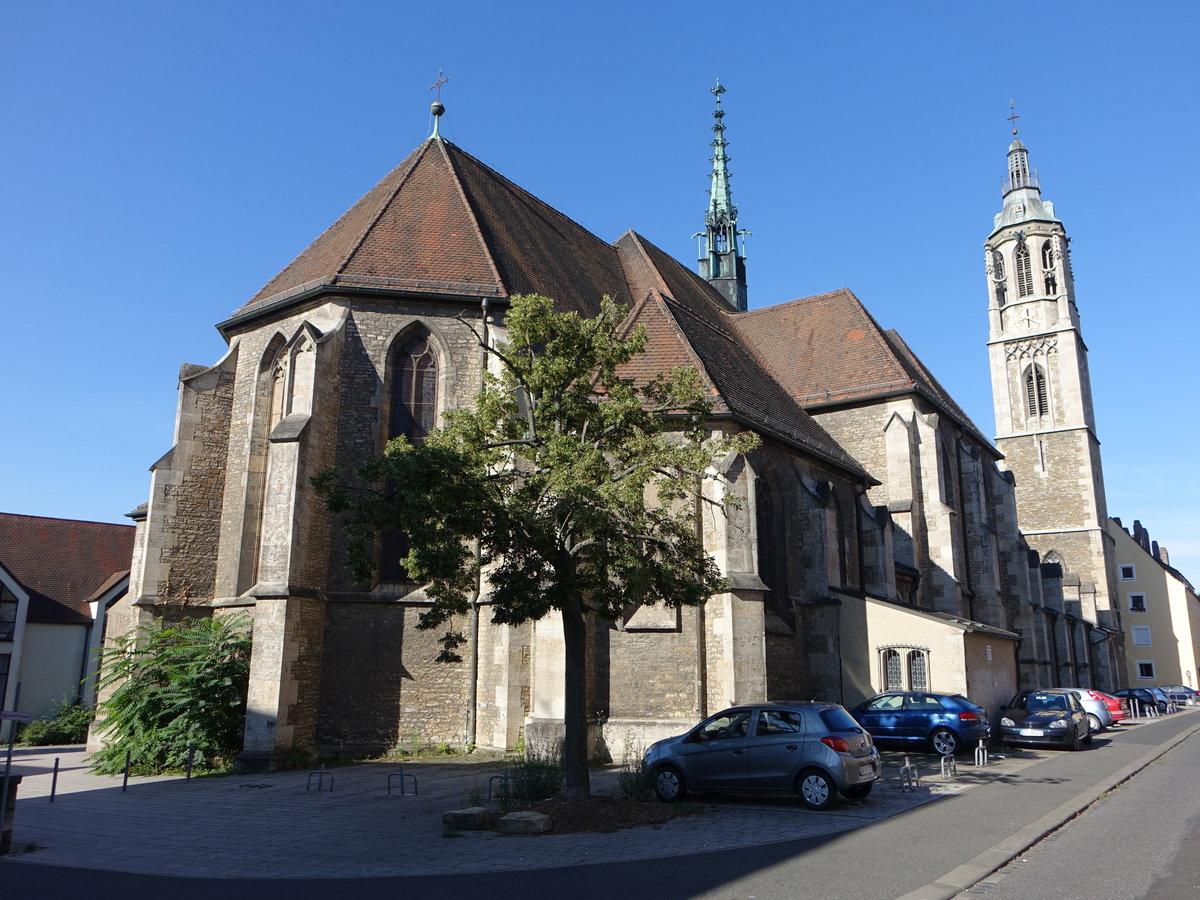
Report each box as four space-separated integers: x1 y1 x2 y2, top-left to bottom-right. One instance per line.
228 139 629 324
0 513 135 625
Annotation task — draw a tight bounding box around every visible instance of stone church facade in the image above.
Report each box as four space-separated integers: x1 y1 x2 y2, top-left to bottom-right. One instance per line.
97 95 1120 769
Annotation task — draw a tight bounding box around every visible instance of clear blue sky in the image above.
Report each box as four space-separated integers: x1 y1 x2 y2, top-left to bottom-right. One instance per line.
2 2 1197 580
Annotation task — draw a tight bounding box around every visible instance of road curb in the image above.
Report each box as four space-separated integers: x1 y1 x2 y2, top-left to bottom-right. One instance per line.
895 718 1200 899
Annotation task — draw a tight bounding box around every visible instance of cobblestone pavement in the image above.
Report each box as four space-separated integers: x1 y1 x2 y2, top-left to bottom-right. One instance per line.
0 718 1172 879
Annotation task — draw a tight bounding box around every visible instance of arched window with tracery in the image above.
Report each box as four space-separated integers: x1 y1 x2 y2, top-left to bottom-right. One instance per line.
1015 243 1034 297
1025 362 1049 418
879 645 930 692
380 327 439 582
992 250 1007 306
1041 240 1057 294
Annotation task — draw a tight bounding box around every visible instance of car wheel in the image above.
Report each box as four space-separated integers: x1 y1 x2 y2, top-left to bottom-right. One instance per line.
1069 728 1083 751
653 765 687 803
797 769 837 811
930 727 959 756
1086 713 1104 734
842 784 872 800
1083 728 1094 746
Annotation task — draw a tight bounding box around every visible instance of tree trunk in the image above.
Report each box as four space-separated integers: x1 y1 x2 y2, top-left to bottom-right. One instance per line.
560 590 591 800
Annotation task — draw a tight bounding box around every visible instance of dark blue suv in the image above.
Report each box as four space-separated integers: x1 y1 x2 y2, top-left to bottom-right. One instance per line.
850 691 990 755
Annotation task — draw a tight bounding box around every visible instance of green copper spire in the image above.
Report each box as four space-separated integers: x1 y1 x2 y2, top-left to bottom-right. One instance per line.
697 79 748 311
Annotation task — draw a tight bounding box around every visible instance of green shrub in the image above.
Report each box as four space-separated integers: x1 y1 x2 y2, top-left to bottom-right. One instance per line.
498 746 564 808
16 700 94 746
90 615 251 776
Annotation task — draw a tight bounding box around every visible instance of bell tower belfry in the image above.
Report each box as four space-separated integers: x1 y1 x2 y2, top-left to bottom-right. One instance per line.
696 80 748 311
984 108 1122 685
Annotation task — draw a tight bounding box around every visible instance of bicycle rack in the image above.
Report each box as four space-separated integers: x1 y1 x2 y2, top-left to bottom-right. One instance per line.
386 769 418 796
974 738 989 767
306 764 334 792
899 755 920 792
940 752 957 779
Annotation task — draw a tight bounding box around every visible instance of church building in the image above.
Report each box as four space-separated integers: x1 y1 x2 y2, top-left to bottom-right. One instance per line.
98 89 1119 769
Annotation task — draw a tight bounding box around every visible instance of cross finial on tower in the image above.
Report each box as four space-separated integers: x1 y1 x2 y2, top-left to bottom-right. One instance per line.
428 69 450 138
1007 99 1020 136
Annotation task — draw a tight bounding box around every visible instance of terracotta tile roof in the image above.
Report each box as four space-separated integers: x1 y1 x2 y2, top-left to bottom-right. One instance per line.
228 140 628 324
0 513 135 625
615 234 870 478
737 289 991 448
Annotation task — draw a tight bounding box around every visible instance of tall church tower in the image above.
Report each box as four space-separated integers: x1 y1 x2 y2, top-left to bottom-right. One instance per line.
984 112 1122 684
697 80 748 311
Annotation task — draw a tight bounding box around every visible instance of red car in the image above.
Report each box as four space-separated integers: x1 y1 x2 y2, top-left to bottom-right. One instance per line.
1092 690 1127 724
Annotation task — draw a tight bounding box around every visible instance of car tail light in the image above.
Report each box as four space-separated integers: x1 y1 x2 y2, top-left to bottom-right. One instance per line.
958 711 979 722
821 736 850 753
1086 690 1105 701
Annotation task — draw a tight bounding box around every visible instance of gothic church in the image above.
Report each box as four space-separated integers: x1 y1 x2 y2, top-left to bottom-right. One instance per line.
98 90 1121 769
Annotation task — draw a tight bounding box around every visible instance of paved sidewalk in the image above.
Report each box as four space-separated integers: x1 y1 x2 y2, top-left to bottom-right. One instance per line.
0 729 1084 879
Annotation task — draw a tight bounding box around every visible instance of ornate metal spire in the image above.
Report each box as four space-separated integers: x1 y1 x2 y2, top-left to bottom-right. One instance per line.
697 79 748 311
429 69 450 139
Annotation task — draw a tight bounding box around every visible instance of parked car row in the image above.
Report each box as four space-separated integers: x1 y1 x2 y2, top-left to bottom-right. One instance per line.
642 684 1192 811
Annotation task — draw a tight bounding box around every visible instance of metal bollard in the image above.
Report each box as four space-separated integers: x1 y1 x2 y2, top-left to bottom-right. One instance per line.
122 749 131 792
974 738 989 767
386 769 418 796
186 742 195 782
940 752 957 778
50 757 60 802
899 755 920 792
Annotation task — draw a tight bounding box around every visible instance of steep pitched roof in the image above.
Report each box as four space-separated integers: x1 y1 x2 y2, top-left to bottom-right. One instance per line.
226 139 629 327
0 513 134 625
736 289 992 449
615 233 870 479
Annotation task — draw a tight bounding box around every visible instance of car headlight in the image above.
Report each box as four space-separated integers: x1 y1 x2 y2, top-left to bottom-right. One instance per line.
1000 717 1014 726
1048 719 1070 729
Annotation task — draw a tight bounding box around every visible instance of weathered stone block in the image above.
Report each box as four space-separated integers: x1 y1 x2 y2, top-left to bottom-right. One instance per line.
442 807 488 831
498 810 552 835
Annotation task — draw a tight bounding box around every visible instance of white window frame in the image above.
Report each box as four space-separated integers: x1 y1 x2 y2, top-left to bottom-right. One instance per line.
1136 660 1156 680
1128 594 1147 613
1119 564 1137 581
1131 626 1152 647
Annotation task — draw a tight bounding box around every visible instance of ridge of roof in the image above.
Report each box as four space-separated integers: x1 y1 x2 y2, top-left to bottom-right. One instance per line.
614 234 870 479
226 139 628 328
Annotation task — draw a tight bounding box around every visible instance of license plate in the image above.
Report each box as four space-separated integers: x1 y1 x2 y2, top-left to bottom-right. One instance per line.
859 763 875 777
1018 728 1044 737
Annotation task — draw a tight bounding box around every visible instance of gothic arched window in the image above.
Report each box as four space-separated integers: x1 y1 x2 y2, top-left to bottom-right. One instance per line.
1041 241 1057 294
1015 244 1034 297
1025 363 1049 418
907 650 929 691
389 330 438 444
380 328 439 582
992 250 1007 307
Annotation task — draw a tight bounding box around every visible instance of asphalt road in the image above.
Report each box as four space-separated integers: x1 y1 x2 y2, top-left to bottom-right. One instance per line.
3 712 1198 900
964 721 1200 899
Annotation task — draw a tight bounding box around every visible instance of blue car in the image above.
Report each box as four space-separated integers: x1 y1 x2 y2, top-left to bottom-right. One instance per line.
850 691 990 755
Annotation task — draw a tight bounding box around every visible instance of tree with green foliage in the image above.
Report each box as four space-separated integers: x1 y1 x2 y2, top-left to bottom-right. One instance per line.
91 615 251 775
314 294 757 799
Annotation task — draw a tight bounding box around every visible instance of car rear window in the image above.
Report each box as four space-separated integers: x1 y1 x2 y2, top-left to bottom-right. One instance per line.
819 707 862 732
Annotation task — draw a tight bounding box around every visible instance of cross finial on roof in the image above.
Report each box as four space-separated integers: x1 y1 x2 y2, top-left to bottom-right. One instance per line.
1007 99 1020 136
429 69 450 138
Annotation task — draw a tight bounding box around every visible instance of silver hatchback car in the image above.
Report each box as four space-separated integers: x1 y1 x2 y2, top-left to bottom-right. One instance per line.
643 701 880 810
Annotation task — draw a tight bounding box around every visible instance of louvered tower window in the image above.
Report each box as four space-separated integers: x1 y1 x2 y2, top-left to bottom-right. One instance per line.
1041 241 1057 294
1015 244 1034 297
1025 363 1049 418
